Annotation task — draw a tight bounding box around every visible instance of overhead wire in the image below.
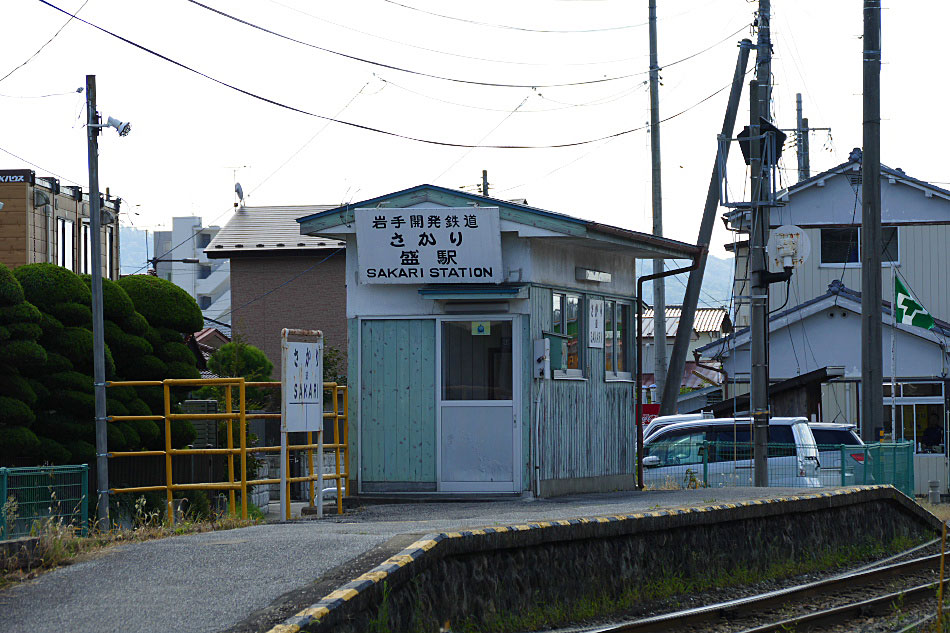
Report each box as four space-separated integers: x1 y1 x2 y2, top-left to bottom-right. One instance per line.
264 0 644 67
0 87 83 99
380 0 647 33
0 0 90 84
36 0 749 151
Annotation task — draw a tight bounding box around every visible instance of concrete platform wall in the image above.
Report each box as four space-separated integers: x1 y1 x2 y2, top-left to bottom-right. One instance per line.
270 486 940 633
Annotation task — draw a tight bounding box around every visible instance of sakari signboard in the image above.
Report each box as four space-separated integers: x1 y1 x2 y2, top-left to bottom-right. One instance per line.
355 207 503 284
281 332 324 432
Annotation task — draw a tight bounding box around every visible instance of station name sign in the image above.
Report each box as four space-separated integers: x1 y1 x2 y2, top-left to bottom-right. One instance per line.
355 207 503 284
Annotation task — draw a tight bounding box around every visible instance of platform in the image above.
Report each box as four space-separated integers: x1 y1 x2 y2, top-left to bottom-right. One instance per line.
1 487 937 633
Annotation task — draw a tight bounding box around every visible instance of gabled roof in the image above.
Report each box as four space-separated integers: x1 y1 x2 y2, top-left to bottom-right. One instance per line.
641 306 731 337
296 184 701 260
696 279 950 359
206 205 344 258
782 152 950 202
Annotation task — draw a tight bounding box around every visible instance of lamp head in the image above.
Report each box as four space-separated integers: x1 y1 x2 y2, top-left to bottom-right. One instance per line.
106 116 131 137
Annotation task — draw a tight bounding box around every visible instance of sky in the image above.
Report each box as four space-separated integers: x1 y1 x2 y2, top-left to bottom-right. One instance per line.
1 0 948 273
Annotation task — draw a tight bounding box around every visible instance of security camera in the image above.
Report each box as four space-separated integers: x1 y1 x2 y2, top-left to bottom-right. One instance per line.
106 116 131 137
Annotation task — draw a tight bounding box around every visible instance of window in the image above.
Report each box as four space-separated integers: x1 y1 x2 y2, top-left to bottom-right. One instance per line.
604 300 631 379
198 264 212 280
106 226 114 279
57 218 74 270
551 292 582 377
820 226 898 265
644 430 706 467
441 320 513 400
80 221 91 274
196 232 212 249
198 295 212 310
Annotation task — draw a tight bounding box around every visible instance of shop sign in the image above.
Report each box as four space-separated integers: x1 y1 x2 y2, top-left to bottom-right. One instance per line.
355 207 502 284
588 298 604 348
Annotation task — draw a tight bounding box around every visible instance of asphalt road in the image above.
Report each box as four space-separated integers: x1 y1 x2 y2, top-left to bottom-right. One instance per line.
2 487 815 633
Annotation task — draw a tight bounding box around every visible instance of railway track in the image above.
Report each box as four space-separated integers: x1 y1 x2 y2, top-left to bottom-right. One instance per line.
587 551 947 633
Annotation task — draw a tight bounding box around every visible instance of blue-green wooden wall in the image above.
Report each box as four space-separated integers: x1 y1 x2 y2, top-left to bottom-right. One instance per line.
529 286 637 482
357 318 437 486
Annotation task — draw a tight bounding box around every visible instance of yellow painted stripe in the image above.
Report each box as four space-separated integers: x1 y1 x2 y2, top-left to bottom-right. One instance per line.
470 528 486 535
358 571 388 583
387 555 415 567
324 588 359 602
537 521 552 528
267 625 301 633
443 531 463 538
297 606 330 619
411 539 439 551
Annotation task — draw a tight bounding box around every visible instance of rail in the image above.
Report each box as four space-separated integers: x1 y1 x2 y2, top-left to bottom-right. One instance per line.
106 378 349 523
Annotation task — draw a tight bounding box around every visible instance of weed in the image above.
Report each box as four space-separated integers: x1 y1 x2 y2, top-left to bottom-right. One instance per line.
367 581 391 633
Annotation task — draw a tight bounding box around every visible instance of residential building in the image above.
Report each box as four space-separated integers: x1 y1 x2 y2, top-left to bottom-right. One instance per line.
0 168 120 278
152 217 229 321
204 205 346 371
708 151 950 494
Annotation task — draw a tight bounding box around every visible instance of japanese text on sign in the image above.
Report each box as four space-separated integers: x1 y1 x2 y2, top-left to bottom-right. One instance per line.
282 335 324 432
355 207 503 284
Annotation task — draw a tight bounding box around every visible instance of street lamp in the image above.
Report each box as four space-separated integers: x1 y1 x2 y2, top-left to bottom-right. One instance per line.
147 257 199 276
87 75 131 529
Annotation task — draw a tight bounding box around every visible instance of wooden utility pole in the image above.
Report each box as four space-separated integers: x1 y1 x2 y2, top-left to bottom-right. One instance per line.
648 0 667 401
861 0 883 442
749 0 772 487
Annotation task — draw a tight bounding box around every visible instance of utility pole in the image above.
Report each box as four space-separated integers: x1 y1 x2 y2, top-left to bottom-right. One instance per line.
481 169 489 197
86 75 109 528
648 0 667 402
750 0 772 487
658 39 752 416
861 0 883 443
796 94 811 182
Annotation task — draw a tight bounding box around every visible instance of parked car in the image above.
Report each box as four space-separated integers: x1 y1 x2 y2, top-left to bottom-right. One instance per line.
641 417 822 489
808 422 867 486
643 413 713 440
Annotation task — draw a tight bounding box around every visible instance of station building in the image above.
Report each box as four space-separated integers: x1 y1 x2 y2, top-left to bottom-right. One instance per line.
297 184 699 497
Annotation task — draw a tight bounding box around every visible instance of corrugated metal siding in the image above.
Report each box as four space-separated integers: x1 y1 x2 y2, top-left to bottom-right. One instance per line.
359 319 436 484
641 307 727 337
768 225 950 321
529 286 636 482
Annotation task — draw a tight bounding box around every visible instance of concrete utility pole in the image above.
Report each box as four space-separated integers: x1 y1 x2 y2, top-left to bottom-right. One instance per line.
658 39 752 416
648 0 668 401
861 0 884 443
796 94 811 182
86 75 109 528
750 0 772 487
481 169 489 197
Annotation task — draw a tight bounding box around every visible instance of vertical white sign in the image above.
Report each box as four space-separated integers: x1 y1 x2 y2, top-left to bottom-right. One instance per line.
588 298 605 348
282 334 324 432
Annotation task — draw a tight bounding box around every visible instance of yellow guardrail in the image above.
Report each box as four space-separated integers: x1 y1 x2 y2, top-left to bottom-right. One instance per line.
106 377 349 523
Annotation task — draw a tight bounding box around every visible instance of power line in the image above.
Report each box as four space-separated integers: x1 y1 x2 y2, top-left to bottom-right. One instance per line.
380 0 647 33
0 143 82 185
0 87 83 99
0 0 90 84
264 0 644 68
185 0 644 89
36 0 747 150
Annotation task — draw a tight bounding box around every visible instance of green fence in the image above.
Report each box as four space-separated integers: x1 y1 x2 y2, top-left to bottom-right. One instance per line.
0 464 89 540
642 441 915 496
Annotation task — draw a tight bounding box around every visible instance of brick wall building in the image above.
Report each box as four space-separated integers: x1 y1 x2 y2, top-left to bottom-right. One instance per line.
205 205 346 373
0 169 120 277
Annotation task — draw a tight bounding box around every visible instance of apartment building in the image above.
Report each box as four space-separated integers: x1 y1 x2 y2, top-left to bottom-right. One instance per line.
0 168 120 278
152 217 230 321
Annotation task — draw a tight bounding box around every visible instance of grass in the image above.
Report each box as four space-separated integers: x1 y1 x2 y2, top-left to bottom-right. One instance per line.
0 495 262 590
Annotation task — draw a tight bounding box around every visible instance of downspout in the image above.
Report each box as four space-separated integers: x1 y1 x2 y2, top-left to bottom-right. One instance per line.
693 349 729 402
636 259 698 489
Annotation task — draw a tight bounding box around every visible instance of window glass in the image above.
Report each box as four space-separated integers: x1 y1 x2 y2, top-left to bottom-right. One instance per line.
604 301 614 372
106 227 114 279
565 295 580 370
58 218 74 271
645 430 705 466
617 304 628 373
902 382 942 397
882 227 899 263
442 320 513 401
820 228 859 264
917 404 944 454
812 429 860 446
552 293 563 335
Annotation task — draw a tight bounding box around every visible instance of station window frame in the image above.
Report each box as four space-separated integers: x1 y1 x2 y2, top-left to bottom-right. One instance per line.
604 300 632 381
551 291 584 378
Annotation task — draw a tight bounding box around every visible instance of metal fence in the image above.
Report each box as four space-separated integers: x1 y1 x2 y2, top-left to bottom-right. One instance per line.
0 465 89 540
642 442 915 496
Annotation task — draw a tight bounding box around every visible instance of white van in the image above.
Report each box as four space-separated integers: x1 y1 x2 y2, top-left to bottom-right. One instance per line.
643 413 713 441
808 422 866 486
642 417 822 489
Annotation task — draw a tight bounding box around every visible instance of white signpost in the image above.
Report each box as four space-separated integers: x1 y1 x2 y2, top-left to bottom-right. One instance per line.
354 207 503 284
280 328 324 519
588 298 605 348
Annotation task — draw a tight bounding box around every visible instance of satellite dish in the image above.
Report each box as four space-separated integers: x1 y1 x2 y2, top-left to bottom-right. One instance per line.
234 182 244 203
768 224 811 269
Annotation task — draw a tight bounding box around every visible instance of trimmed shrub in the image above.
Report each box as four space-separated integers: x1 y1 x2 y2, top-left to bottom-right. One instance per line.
0 326 8 341
0 374 38 406
6 321 43 341
128 418 160 446
0 395 36 427
0 263 25 306
82 275 135 320
170 420 197 448
117 275 203 333
34 436 71 464
65 439 95 463
0 338 47 368
207 342 274 382
125 354 167 381
48 371 92 393
118 422 141 449
162 341 196 365
48 302 92 327
26 378 50 402
34 414 93 442
126 398 151 417
53 389 95 416
107 423 128 451
0 425 40 458
166 361 200 380
41 352 73 374
120 311 149 336
14 263 90 308
107 398 129 418
0 302 42 325
37 312 64 336
156 327 184 344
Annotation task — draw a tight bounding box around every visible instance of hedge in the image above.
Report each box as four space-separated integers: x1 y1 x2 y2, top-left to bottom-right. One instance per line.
0 263 25 307
14 263 91 308
117 275 203 333
0 338 47 368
